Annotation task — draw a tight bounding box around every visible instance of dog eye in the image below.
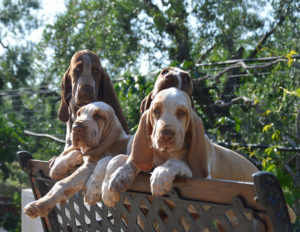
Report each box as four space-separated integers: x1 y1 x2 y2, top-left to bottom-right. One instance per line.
153 108 160 115
161 69 169 75
93 113 103 120
177 109 186 118
77 111 81 117
74 66 81 74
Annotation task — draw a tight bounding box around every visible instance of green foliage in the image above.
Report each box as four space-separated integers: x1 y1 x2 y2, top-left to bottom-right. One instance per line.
0 212 21 232
115 73 155 132
0 114 26 180
0 46 36 89
0 0 40 34
0 182 22 232
221 61 300 207
38 0 300 80
0 1 299 230
41 0 143 79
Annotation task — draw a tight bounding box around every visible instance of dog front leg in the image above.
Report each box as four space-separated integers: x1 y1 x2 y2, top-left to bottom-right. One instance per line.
102 155 136 207
150 159 192 196
49 150 83 180
84 155 113 205
24 157 96 218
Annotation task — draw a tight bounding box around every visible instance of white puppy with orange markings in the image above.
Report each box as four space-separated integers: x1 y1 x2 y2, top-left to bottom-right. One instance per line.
102 88 296 224
103 88 259 206
24 102 131 218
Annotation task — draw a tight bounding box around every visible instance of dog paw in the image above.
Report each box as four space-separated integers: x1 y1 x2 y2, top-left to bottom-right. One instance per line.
102 178 120 207
150 166 175 196
102 187 120 207
108 169 127 192
49 169 61 180
48 156 57 169
24 202 39 218
84 183 102 205
24 200 53 218
108 163 136 192
84 194 101 206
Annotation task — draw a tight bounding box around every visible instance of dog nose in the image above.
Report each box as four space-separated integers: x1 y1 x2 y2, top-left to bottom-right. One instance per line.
72 122 85 135
165 74 176 81
160 129 175 141
80 85 93 94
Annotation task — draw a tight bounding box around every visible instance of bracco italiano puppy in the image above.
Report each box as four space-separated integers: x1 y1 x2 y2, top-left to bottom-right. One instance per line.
102 87 259 207
24 102 131 218
140 67 194 114
103 87 296 223
58 49 129 149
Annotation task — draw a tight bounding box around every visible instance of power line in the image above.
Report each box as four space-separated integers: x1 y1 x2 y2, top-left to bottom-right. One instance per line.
217 142 300 152
0 89 59 97
196 55 300 67
0 85 59 93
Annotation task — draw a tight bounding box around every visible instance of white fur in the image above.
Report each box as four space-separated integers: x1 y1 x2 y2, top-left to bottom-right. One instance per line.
84 155 113 205
150 159 192 196
102 155 129 207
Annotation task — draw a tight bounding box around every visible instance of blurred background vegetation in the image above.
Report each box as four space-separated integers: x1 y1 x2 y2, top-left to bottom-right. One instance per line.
0 0 299 231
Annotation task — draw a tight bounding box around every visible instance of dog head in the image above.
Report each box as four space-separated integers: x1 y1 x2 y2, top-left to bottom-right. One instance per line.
130 88 208 178
71 102 119 153
140 67 193 114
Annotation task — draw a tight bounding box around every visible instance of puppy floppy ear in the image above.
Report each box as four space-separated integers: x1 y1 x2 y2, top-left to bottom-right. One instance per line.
140 90 153 114
98 69 129 134
129 110 153 171
58 67 71 122
86 111 124 163
186 110 208 178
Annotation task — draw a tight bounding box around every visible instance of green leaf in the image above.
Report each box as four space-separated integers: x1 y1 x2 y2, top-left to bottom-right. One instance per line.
216 117 226 125
266 164 276 172
262 157 272 169
296 88 300 98
182 60 194 69
272 130 280 141
265 147 274 156
235 123 240 132
285 50 297 67
262 123 273 133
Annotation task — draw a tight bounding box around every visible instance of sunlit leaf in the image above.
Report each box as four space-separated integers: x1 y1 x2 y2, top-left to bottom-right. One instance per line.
272 130 280 141
262 123 273 133
285 50 297 67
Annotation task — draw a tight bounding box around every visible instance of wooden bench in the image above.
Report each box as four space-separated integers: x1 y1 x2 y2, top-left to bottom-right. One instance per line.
17 151 293 232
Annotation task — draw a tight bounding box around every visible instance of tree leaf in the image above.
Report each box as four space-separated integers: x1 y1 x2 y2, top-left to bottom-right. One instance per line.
262 123 273 133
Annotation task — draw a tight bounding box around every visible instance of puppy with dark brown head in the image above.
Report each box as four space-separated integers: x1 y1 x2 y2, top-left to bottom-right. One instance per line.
58 49 129 149
140 67 193 114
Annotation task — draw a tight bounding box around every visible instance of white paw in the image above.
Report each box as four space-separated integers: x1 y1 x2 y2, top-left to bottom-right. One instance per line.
23 199 53 218
150 166 175 196
102 180 120 207
102 189 120 207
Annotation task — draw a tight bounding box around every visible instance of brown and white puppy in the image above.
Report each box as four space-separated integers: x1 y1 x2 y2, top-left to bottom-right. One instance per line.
140 67 193 114
103 88 297 223
58 49 129 150
24 102 131 218
101 67 194 205
102 87 258 207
